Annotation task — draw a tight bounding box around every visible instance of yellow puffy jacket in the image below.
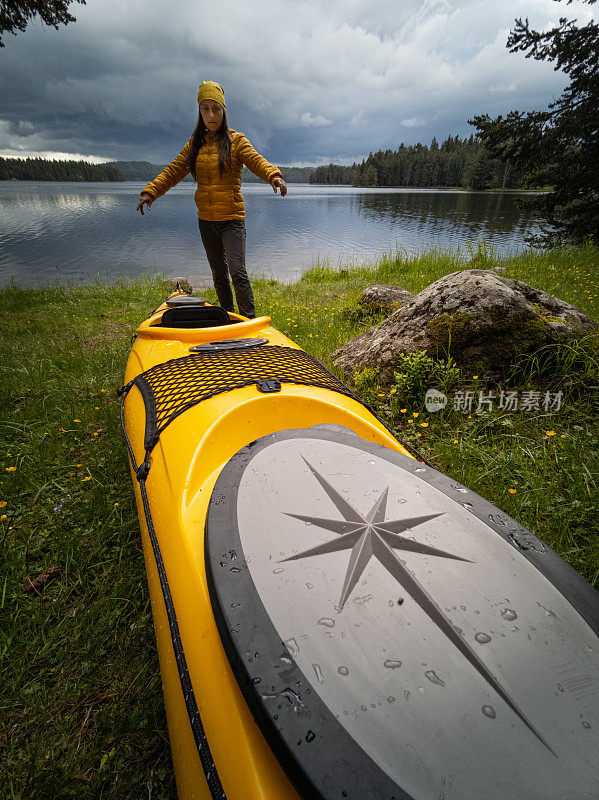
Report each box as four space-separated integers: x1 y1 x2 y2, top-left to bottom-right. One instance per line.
142 129 281 221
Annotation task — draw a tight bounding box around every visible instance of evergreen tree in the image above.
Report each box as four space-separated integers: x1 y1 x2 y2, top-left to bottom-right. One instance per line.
470 0 598 243
0 0 85 46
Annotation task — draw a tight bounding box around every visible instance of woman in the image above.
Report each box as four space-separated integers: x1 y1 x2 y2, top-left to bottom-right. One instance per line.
137 81 287 318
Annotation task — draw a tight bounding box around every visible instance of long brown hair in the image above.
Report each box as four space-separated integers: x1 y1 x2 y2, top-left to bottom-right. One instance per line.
189 110 231 179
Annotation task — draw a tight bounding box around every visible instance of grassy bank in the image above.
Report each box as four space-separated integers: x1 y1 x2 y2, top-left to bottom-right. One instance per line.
1 242 598 798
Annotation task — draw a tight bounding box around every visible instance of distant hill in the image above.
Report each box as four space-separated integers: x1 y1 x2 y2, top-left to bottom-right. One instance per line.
109 161 315 184
109 161 193 182
242 165 315 183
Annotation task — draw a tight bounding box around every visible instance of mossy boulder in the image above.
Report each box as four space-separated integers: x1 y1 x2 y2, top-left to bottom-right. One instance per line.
357 285 414 316
332 269 597 379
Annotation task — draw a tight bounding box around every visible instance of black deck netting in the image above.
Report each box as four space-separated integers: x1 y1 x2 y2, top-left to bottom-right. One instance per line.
133 345 361 451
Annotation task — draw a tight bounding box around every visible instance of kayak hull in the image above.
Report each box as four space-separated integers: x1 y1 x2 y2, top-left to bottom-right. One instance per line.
122 294 599 800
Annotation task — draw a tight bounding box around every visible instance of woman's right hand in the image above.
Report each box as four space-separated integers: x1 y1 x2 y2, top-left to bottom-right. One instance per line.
137 193 154 215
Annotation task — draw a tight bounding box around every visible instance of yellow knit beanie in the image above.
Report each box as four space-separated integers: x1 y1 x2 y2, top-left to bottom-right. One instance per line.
197 81 226 110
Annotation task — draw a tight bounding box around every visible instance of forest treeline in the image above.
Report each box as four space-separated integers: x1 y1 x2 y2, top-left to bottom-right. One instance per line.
310 135 519 190
0 157 315 184
1 138 518 190
0 157 124 181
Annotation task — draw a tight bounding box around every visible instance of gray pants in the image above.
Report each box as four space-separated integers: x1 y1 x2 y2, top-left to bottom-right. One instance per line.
198 219 255 318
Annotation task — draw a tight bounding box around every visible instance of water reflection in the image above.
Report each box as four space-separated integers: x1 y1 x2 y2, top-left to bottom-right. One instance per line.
0 182 543 287
356 191 536 237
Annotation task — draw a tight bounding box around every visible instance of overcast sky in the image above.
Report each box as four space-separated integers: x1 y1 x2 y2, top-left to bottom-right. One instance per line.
0 0 593 166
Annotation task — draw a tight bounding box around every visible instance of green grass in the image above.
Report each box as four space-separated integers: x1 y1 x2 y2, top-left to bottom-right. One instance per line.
1 243 598 797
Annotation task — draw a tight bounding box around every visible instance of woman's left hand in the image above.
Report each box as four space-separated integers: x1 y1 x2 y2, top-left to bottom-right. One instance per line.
271 176 287 196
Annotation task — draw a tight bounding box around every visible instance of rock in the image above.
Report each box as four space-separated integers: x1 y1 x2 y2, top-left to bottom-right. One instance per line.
332 269 597 378
357 285 414 316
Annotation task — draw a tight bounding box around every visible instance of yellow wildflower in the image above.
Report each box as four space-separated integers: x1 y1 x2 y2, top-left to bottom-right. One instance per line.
5 467 16 472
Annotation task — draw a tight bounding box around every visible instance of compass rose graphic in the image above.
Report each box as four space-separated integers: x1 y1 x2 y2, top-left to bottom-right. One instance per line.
280 456 554 755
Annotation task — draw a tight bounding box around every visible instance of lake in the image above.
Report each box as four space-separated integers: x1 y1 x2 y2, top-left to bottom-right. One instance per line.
0 182 544 287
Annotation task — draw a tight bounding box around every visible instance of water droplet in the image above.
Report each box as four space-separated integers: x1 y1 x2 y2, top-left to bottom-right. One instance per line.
475 632 492 644
229 567 241 573
318 617 335 628
425 670 446 687
367 459 375 465
273 568 284 574
414 467 426 473
582 721 591 729
306 730 316 742
397 598 404 605
501 609 517 621
557 683 564 692
404 690 410 700
261 688 305 712
283 638 299 656
530 626 536 631
397 498 407 504
337 666 349 676
312 664 324 683
482 705 496 719
388 600 394 607
353 594 373 605
383 659 402 670
387 696 396 703
280 653 292 665
536 602 557 618
304 521 312 526
418 687 424 693
461 501 474 508
452 484 468 493
305 583 313 589
251 677 261 685
460 605 467 611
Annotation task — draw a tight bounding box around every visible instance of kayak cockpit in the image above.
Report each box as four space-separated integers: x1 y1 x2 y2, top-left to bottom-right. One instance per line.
152 304 233 329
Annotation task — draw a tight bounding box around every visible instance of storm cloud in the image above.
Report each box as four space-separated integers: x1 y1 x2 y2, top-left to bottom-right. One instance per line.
0 0 590 165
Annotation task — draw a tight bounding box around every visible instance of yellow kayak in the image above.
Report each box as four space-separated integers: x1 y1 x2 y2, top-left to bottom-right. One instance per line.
121 290 599 800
